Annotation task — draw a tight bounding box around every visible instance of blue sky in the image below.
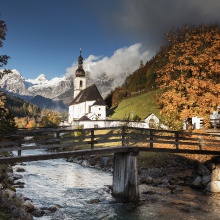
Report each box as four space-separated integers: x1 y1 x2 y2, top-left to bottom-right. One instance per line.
1 0 220 80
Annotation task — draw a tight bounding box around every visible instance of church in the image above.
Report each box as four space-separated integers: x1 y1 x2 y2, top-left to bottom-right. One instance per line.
68 50 106 124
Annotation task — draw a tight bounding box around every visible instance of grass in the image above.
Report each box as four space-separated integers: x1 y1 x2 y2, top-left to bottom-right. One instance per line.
108 88 163 120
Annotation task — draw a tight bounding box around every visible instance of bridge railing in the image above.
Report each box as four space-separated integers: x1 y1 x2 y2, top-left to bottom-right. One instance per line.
1 126 220 156
123 127 220 153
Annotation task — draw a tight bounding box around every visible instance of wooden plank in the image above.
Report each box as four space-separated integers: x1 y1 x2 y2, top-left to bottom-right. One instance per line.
134 146 220 155
0 146 135 164
0 142 90 153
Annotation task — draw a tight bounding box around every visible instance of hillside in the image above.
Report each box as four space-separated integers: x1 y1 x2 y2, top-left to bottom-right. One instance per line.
107 24 220 130
106 50 166 108
5 93 42 118
108 88 163 120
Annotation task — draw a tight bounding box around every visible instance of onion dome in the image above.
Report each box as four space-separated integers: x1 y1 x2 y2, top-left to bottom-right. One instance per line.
75 48 85 77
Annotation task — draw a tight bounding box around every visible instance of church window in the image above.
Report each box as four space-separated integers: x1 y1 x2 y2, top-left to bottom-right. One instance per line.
80 80 83 87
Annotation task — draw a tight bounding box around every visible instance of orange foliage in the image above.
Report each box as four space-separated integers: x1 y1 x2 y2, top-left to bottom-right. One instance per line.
157 24 220 129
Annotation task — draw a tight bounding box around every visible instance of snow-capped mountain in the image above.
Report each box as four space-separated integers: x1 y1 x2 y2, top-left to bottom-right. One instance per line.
0 69 74 111
0 69 73 99
0 69 113 111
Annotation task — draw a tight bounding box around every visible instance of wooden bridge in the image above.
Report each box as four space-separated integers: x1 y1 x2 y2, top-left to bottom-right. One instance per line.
0 126 220 202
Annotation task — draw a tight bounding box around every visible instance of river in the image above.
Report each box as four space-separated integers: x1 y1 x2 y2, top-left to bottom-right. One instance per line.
13 149 157 220
13 149 220 220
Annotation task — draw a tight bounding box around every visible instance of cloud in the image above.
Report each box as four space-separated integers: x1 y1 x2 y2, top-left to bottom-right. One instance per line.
65 43 150 90
110 0 220 52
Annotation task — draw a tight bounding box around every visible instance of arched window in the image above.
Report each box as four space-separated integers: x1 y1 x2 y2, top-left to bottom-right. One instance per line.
149 118 155 128
80 80 83 88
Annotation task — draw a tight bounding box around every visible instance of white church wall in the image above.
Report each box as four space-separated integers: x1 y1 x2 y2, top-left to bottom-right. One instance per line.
68 105 75 123
85 101 95 113
91 105 106 119
71 120 150 129
74 76 86 98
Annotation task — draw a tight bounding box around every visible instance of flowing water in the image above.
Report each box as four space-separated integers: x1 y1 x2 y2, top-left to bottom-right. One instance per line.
14 149 158 220
14 149 220 220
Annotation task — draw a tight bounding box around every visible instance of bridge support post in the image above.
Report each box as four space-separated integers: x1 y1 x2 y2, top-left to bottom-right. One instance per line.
112 152 139 202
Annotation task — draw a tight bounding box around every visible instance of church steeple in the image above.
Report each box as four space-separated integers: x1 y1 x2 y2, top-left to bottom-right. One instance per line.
75 48 85 77
74 48 86 98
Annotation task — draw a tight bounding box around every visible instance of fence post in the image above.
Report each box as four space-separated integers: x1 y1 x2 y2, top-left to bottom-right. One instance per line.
18 137 22 156
150 130 153 148
122 126 125 146
90 128 94 150
175 131 179 149
198 135 202 150
54 131 60 139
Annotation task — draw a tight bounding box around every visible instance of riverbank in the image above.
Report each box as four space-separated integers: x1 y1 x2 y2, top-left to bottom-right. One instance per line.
2 151 220 220
0 163 33 220
0 161 68 220
66 152 220 219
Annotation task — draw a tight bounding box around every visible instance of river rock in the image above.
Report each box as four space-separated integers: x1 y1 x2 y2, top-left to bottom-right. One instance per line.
211 166 220 181
48 205 60 212
12 173 23 180
189 176 203 188
201 175 211 186
81 160 89 167
16 167 26 172
2 188 16 199
206 181 220 192
86 198 101 204
21 200 35 212
31 208 44 217
14 180 25 188
13 192 25 204
66 157 73 162
196 163 211 176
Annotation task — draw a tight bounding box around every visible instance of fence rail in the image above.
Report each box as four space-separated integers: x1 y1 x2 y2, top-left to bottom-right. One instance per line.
210 119 220 128
0 126 220 162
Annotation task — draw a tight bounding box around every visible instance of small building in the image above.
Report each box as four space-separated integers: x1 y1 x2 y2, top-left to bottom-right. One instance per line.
68 50 106 124
144 113 168 129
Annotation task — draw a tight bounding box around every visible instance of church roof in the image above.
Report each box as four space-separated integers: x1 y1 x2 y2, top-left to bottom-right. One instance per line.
70 84 106 106
79 115 90 121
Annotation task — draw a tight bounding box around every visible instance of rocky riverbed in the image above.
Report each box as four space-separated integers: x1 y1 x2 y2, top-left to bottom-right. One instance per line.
67 154 220 219
0 164 62 220
2 152 220 219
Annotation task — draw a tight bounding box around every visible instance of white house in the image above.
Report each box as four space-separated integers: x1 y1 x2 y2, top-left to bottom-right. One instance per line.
144 113 168 129
68 50 106 124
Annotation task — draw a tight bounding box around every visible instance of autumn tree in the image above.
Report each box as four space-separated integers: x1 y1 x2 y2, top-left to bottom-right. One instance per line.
157 24 220 129
111 87 130 107
0 92 17 134
39 112 61 127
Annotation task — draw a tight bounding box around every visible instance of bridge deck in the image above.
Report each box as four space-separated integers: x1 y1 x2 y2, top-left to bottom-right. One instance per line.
1 146 220 164
1 126 220 164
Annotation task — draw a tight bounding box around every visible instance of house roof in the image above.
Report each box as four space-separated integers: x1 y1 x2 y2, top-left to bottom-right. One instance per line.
144 113 157 119
79 115 90 121
69 84 106 106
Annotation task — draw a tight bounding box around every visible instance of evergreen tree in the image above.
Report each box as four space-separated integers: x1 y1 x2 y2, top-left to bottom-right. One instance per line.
0 16 16 134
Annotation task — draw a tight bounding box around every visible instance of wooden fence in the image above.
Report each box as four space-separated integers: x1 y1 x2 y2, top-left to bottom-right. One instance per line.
1 126 220 157
210 119 220 128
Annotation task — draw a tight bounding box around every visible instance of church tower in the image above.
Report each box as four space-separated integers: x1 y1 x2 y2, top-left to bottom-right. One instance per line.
74 49 86 98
